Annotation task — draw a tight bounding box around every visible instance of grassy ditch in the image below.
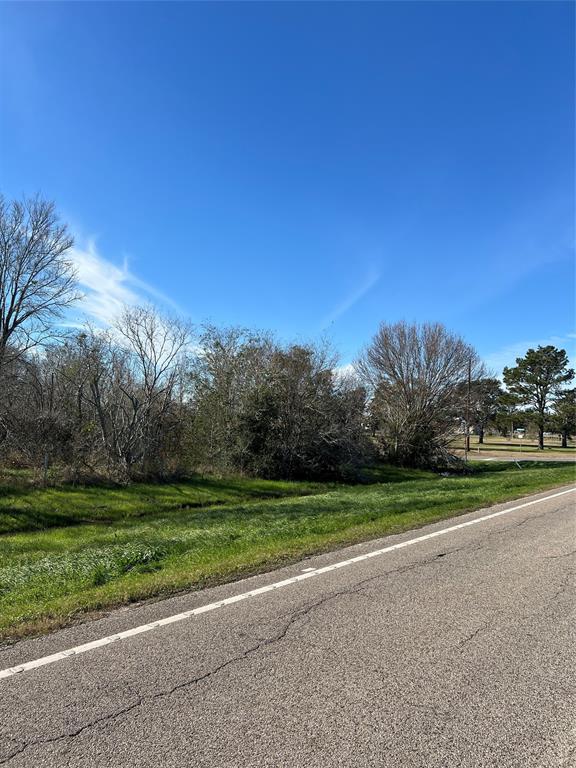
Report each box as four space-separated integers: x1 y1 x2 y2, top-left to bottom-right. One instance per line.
0 474 328 535
0 461 574 642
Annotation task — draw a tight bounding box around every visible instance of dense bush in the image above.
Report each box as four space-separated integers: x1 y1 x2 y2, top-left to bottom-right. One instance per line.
0 320 369 482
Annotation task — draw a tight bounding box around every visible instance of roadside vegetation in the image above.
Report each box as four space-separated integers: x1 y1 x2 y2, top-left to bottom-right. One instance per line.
1 194 575 486
1 195 575 643
1 461 574 642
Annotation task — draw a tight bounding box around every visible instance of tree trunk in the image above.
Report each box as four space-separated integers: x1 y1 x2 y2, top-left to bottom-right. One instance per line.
478 426 484 444
561 430 568 449
43 451 49 488
538 425 544 450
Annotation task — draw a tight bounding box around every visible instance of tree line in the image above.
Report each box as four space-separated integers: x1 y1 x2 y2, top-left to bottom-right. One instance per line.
1 195 574 483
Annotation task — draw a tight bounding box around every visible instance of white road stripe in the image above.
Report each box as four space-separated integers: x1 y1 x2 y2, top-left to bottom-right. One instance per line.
1 486 574 681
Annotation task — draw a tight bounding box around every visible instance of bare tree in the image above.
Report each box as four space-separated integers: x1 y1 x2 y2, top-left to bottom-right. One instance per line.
357 321 482 468
69 306 193 480
0 305 194 482
0 351 76 484
0 195 79 368
112 305 193 475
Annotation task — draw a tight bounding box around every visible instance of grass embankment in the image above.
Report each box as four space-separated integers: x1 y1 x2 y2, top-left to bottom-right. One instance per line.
0 475 327 535
1 462 574 642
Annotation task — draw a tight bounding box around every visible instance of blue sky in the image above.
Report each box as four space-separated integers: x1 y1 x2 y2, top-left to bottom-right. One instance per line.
1 1 574 372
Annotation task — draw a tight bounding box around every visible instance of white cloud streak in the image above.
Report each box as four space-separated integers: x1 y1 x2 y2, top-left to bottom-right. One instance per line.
322 270 380 328
69 240 181 327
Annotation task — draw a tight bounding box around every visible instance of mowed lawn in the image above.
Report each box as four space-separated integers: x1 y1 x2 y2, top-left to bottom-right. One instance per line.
1 462 574 641
451 435 575 454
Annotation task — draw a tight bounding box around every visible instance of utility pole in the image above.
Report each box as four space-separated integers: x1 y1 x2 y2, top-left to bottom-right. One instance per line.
464 358 472 458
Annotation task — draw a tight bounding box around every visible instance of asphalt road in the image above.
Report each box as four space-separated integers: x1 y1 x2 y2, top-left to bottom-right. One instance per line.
1 486 575 767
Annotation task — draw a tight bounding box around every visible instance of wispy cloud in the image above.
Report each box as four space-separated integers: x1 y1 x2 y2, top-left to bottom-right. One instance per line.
483 333 576 376
68 240 181 327
321 270 380 328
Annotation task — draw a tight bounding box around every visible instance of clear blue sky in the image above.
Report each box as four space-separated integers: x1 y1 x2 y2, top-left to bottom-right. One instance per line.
1 1 574 371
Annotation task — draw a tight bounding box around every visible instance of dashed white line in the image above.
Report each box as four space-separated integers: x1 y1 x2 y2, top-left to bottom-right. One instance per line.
1 486 574 681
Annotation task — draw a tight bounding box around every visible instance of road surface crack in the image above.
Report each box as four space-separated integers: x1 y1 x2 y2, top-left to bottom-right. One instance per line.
0 551 456 764
543 550 576 560
4 504 566 764
475 506 561 543
456 617 497 651
549 570 575 603
0 584 395 763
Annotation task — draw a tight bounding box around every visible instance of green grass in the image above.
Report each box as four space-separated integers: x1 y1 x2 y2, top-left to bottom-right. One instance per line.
0 475 328 535
0 461 574 642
